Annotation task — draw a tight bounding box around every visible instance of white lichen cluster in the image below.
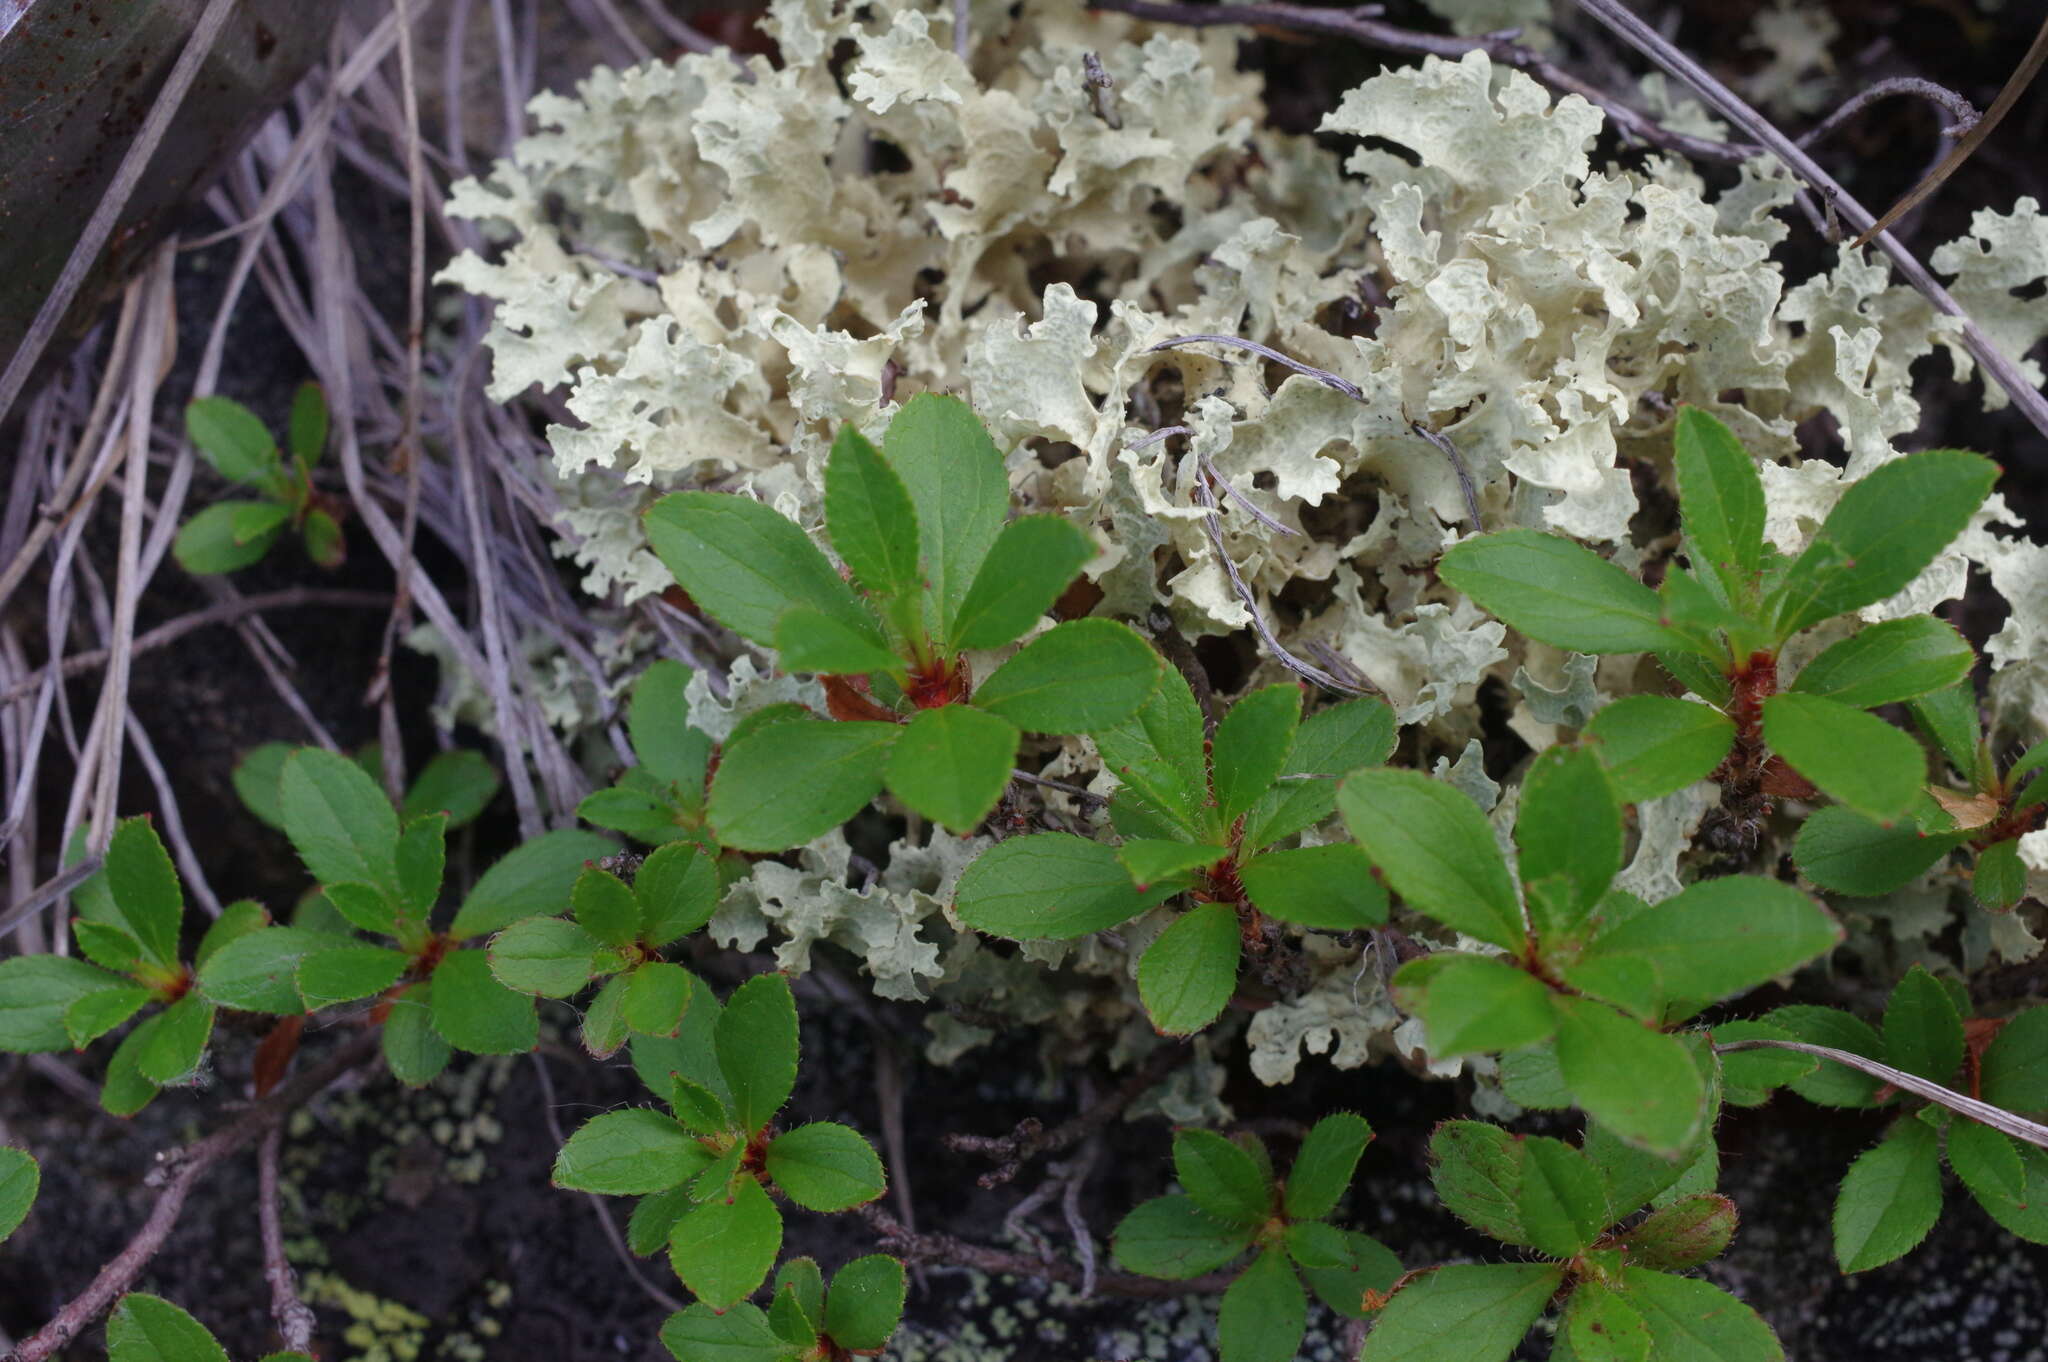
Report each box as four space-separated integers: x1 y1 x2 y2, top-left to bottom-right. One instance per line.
436 0 2048 1077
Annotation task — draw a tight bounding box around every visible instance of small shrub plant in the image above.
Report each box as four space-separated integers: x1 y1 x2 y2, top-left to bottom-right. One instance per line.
173 385 347 574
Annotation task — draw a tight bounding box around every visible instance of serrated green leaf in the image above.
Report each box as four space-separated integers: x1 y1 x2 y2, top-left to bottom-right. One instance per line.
1173 1128 1272 1226
1394 953 1557 1058
645 491 878 648
1883 965 1965 1083
429 948 536 1054
295 944 408 1008
773 606 901 677
1553 995 1705 1154
669 1073 733 1137
951 515 1096 650
1116 839 1225 892
381 984 450 1085
776 1258 826 1331
279 749 399 896
0 1146 37 1244
134 994 213 1085
623 962 693 1038
1211 685 1301 824
1242 697 1399 851
634 842 719 947
1563 1279 1651 1362
971 619 1160 734
196 927 336 1014
394 814 445 936
1359 1263 1564 1362
1975 838 2028 912
765 1121 886 1212
104 818 184 971
1137 902 1240 1036
72 918 145 975
1110 1195 1254 1279
669 1175 782 1310
582 973 631 1060
879 393 1008 638
1624 1267 1782 1362
1337 768 1522 950
628 1185 694 1258
1581 1115 1703 1223
1581 697 1735 805
0 955 130 1051
1770 449 1997 639
1833 1119 1942 1272
1238 844 1388 930
186 396 278 486
230 743 292 831
107 1291 232 1362
626 661 712 795
707 719 898 853
1620 1194 1738 1272
1763 1005 1888 1107
64 985 152 1049
1517 1136 1608 1257
1297 1226 1401 1318
1791 617 1975 709
488 917 601 998
1095 664 1209 836
1563 876 1839 1024
1284 1112 1372 1221
1981 1006 2048 1112
193 900 268 973
1948 1121 2048 1243
717 973 798 1134
824 1254 906 1351
1909 680 1981 778
824 424 922 600
1793 805 1960 896
448 828 618 940
321 882 396 938
1217 1247 1307 1362
554 1107 713 1195
402 750 499 828
1428 1121 1527 1244
955 832 1172 940
658 1303 788 1362
1762 692 1926 821
884 704 1018 833
1439 530 1683 655
572 867 641 950
99 1017 162 1115
1515 746 1622 937
1674 406 1766 596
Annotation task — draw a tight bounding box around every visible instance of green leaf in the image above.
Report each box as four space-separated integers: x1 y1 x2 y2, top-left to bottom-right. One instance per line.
1673 406 1766 593
1910 680 1981 778
1581 1115 1706 1222
286 381 327 464
1505 1133 1608 1257
776 1258 827 1331
1242 701 1399 850
186 396 280 486
448 828 618 940
0 1146 37 1243
1619 1194 1738 1271
627 661 713 794
554 1108 714 1195
1137 902 1240 1036
1883 966 1965 1083
394 815 445 934
230 743 293 831
1211 685 1301 823
716 973 799 1134
108 1291 232 1362
1117 839 1226 891
1553 995 1706 1154
645 491 879 648
635 842 720 947
955 832 1173 940
1769 449 1997 639
64 985 152 1049
1762 692 1926 821
402 750 499 828
300 508 343 568
1563 876 1839 1024
623 962 693 1037
71 918 143 974
970 619 1161 734
824 425 923 601
488 917 601 998
884 704 1018 833
1948 1121 2048 1243
1110 1195 1255 1279
381 985 450 1085
951 515 1096 650
1428 1120 1528 1243
1581 697 1733 805
279 748 399 894
1172 1128 1272 1226
1394 953 1557 1057
133 994 212 1085
1238 844 1388 930
669 1072 733 1137
321 882 396 938
104 818 185 971
669 1175 783 1311
1439 530 1683 655
1763 1005 1888 1107
573 867 641 950
765 1122 886 1211
429 948 536 1054
99 1020 162 1115
1623 1268 1782 1362
195 927 336 1014
1284 1112 1372 1221
0 955 128 1052
193 900 268 973
880 393 1009 638
1833 1119 1942 1271
1337 768 1523 950
230 501 292 547
1358 1264 1564 1362
1790 617 1975 709
1974 838 2028 912
1095 664 1209 835
1981 1005 2048 1112
708 719 898 853
824 1255 907 1352
1514 746 1622 937
174 502 280 573
1299 1228 1401 1318
1217 1248 1308 1362
295 944 408 1008
1793 806 1960 896
773 606 901 677
1563 1279 1651 1362
657 1303 785 1362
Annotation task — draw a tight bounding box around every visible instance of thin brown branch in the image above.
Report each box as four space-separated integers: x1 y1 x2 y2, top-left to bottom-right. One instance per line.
860 1202 1238 1299
257 1127 318 1355
944 1041 1191 1188
2 1033 381 1362
1795 75 1978 150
